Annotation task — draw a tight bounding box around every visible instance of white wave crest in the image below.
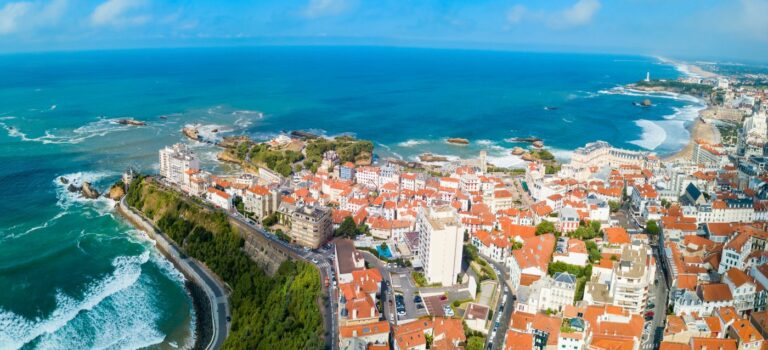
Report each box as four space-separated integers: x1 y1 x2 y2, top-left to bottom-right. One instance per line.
0 252 150 349
0 118 133 145
53 171 117 214
397 139 428 147
629 120 667 150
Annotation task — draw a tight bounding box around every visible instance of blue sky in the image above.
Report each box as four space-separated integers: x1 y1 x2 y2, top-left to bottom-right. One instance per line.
1 0 768 61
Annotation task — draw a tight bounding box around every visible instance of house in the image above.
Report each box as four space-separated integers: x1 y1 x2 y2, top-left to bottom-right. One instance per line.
515 272 576 314
505 234 556 290
339 320 390 350
553 237 589 267
674 283 735 316
207 187 232 211
723 268 757 315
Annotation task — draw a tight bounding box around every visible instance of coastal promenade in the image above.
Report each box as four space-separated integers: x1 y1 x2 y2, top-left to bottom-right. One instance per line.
117 196 230 350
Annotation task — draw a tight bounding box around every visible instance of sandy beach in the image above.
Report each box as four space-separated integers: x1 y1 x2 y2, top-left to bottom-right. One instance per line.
663 117 721 162
688 64 719 79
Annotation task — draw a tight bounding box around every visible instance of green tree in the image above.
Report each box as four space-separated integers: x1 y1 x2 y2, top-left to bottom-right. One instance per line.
536 221 556 235
466 336 485 350
645 220 660 237
585 241 601 262
334 216 358 238
608 201 621 213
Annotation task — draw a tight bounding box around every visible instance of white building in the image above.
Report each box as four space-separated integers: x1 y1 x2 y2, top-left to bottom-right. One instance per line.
207 187 232 211
416 205 464 286
515 272 576 314
159 143 200 185
722 268 756 315
244 185 280 219
584 241 656 314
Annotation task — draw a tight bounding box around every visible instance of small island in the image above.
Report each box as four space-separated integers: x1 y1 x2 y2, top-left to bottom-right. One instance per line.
446 137 470 145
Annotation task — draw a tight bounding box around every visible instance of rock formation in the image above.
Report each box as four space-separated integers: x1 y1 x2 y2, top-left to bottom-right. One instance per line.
446 138 470 145
106 184 125 200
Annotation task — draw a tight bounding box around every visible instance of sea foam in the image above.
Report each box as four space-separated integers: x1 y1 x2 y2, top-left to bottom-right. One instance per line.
629 120 667 150
0 252 150 349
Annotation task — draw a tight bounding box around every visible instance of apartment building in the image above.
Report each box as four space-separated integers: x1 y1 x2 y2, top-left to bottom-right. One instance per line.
416 205 464 286
277 203 333 249
159 143 199 185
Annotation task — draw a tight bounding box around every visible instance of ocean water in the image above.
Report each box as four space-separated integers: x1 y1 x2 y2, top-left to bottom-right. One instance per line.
0 46 695 349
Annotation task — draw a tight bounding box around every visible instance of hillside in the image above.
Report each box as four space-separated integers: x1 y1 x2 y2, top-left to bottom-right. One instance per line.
125 176 324 350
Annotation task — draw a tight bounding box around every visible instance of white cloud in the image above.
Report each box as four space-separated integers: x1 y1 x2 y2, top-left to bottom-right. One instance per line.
0 0 67 35
737 0 768 40
557 0 600 27
40 0 67 22
506 0 600 29
0 2 32 34
302 0 351 19
506 5 526 24
91 0 149 27
562 0 600 26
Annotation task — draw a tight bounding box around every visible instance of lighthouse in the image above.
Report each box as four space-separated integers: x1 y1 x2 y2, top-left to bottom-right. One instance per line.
645 71 650 82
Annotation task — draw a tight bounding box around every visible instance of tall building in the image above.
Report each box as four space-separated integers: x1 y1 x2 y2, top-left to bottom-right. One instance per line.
277 203 332 249
159 143 199 185
416 205 463 286
584 240 656 314
244 185 280 219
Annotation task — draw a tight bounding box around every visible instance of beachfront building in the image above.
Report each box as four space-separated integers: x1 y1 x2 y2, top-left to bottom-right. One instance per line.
159 143 199 185
564 141 656 181
692 140 728 166
277 202 333 249
416 205 464 286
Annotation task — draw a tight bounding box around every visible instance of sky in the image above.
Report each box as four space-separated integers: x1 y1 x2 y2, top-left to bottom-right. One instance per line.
1 0 768 62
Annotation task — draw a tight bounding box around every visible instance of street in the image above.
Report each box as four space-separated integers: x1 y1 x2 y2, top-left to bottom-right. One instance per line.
481 254 514 350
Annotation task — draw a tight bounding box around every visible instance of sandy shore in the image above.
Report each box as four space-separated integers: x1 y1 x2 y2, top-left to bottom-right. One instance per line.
663 117 721 162
688 64 719 79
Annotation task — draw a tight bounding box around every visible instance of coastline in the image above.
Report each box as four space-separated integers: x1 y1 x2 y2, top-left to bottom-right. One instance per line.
116 196 226 350
662 116 721 162
649 58 721 162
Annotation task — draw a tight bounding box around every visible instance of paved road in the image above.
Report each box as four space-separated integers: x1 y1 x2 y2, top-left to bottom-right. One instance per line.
481 254 514 350
642 245 669 350
119 197 230 350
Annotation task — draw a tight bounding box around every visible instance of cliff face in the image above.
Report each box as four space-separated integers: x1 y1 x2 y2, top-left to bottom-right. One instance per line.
217 150 242 164
107 184 125 200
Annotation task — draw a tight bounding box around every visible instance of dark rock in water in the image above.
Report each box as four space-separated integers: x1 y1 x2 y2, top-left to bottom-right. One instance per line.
159 115 168 120
68 184 80 192
81 182 100 199
59 177 69 185
115 118 146 126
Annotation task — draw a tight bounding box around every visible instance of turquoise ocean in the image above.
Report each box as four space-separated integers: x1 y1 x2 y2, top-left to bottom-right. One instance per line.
0 46 698 349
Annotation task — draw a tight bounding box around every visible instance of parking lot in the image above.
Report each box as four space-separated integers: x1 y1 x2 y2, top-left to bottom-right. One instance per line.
423 295 451 317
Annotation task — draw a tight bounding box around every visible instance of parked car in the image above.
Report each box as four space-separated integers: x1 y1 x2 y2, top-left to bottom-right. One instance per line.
414 295 423 303
439 295 447 301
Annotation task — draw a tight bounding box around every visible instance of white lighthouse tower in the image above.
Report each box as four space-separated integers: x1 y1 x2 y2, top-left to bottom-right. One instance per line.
645 71 650 82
